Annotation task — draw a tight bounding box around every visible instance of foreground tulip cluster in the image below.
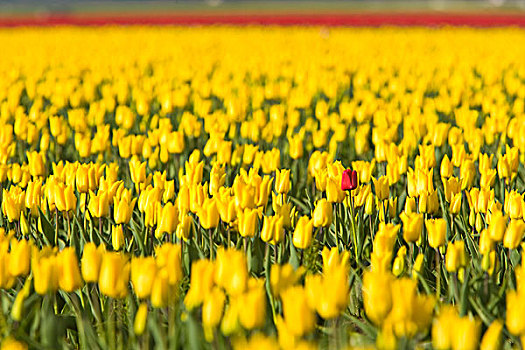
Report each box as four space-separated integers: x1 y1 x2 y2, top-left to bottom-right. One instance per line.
0 26 525 349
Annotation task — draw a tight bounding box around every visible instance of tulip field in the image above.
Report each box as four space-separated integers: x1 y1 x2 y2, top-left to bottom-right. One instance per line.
1 25 525 349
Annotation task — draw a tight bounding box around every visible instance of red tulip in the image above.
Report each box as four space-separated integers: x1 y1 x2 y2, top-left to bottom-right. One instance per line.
341 169 358 191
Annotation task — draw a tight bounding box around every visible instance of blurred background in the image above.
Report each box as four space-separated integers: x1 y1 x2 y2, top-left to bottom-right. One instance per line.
0 0 524 26
1 0 525 14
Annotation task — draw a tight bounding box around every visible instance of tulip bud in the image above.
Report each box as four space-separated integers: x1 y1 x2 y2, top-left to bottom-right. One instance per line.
479 229 495 255
20 212 30 236
26 151 46 178
112 225 125 251
505 191 523 219
209 165 226 196
480 319 503 350
460 160 476 190
392 247 406 277
326 177 346 203
184 259 215 310
450 193 462 215
413 253 425 276
129 159 148 192
261 215 284 245
440 154 453 178
134 302 148 336
11 278 31 321
114 194 136 225
151 269 171 308
365 193 375 215
404 196 416 214
221 303 240 336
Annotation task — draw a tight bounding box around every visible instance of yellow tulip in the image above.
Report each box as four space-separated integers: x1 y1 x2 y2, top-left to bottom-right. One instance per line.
426 218 447 248
312 198 332 228
57 247 83 292
156 202 179 238
81 242 104 283
98 252 130 299
237 207 258 238
292 216 314 249
131 256 157 299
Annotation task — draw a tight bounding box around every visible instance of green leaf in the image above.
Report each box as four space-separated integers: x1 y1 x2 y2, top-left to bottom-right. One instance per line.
38 208 55 246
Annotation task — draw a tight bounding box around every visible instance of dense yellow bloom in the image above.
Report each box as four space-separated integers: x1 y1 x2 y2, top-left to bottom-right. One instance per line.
1 25 525 348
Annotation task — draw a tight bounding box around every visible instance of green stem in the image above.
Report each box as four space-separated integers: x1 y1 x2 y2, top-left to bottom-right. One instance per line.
349 197 358 263
435 249 441 300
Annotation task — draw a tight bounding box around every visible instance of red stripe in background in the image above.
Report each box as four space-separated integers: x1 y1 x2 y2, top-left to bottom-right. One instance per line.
1 13 525 27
